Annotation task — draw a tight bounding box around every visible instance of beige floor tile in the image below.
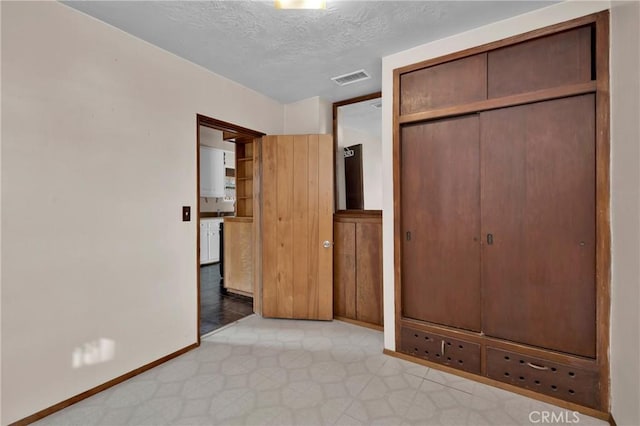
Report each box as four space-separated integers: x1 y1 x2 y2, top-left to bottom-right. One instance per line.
34 316 608 426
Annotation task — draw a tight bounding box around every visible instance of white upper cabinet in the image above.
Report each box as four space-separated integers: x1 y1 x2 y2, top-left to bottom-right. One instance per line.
224 150 235 169
200 146 224 198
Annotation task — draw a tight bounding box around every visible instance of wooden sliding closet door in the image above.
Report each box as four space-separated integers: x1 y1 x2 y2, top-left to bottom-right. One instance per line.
481 95 596 358
401 115 481 332
262 135 334 320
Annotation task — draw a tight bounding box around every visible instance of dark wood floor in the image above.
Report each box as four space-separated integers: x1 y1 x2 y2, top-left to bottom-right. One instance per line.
200 263 253 335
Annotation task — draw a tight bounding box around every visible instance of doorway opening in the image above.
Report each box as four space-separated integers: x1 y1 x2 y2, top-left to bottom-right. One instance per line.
196 114 264 340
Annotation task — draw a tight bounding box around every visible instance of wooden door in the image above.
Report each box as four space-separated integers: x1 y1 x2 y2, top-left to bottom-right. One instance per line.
262 135 334 320
401 115 481 332
481 95 596 358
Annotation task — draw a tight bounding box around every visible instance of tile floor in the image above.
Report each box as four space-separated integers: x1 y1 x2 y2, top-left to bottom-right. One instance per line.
35 316 607 426
200 263 253 336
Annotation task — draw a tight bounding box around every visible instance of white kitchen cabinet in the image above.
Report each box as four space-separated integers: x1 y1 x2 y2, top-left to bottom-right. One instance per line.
200 218 223 264
224 150 235 169
200 146 224 198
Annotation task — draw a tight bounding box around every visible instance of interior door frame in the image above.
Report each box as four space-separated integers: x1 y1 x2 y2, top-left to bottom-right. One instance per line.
195 114 264 344
392 11 610 411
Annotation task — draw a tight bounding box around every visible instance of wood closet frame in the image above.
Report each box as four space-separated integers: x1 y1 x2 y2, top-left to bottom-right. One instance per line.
391 11 610 417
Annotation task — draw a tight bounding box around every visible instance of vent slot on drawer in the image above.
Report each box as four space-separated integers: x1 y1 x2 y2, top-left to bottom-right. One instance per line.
400 326 481 374
486 347 599 408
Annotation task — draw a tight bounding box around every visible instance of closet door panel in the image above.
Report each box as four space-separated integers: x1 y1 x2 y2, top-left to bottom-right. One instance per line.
401 115 481 332
481 95 596 358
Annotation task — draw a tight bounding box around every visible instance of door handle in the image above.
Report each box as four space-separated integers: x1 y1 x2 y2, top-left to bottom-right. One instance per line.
487 234 494 245
527 362 549 371
323 240 332 248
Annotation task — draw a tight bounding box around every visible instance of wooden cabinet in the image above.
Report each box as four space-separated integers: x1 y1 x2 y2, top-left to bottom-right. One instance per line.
223 217 253 296
199 218 222 265
487 26 592 98
334 212 383 327
400 53 487 115
394 14 609 413
199 146 224 198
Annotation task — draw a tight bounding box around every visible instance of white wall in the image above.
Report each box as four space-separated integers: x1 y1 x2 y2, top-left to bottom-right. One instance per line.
380 0 640 419
0 2 283 424
610 2 640 425
284 96 332 134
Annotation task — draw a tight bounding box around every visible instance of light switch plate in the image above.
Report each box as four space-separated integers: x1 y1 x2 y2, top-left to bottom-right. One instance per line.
182 206 191 222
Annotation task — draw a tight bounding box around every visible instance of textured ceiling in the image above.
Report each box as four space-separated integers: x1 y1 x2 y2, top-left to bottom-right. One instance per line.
64 1 557 103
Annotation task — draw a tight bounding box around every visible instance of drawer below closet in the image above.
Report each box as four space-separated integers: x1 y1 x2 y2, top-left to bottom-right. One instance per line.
399 326 481 374
486 347 599 408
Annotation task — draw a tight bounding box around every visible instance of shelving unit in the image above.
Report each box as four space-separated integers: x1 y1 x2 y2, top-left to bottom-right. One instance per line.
224 140 255 297
235 142 254 217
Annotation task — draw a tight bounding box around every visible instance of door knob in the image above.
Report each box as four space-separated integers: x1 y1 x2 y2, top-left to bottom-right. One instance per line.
323 240 332 248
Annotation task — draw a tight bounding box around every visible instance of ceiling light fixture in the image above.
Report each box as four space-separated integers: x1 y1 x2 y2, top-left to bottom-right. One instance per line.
275 0 326 9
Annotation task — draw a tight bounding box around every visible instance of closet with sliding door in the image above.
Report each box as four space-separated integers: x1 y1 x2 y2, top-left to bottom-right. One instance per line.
394 12 610 415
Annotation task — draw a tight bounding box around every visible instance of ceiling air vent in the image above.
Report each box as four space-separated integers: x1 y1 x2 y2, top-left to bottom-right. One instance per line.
331 69 371 86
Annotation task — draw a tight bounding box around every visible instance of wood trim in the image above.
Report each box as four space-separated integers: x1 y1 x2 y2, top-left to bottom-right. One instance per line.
253 138 263 315
594 10 611 411
197 114 265 138
10 343 199 426
335 316 384 331
335 209 382 215
395 13 600 76
196 120 202 345
398 81 596 125
224 216 253 223
200 212 235 218
383 349 611 422
332 92 382 211
392 68 402 352
334 210 382 221
196 114 263 339
333 92 382 109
